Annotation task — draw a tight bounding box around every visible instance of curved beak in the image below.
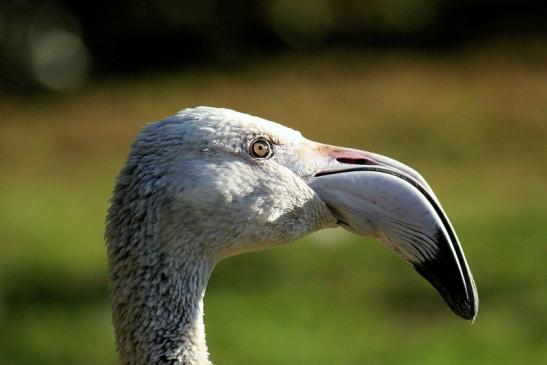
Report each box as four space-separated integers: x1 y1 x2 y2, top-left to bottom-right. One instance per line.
308 144 478 321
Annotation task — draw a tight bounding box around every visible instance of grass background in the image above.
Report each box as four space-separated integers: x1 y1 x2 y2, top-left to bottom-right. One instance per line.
0 46 546 364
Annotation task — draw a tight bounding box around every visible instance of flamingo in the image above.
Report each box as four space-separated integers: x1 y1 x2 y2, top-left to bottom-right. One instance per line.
106 106 478 365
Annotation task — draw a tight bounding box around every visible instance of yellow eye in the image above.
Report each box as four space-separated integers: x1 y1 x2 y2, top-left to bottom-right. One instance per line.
250 139 272 158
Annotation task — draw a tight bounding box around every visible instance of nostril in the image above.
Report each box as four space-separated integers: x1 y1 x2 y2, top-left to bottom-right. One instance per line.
336 157 374 165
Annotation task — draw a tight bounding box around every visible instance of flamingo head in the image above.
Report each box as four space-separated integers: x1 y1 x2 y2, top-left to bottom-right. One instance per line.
111 106 478 321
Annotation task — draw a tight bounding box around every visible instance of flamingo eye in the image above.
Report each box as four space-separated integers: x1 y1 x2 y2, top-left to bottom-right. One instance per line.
250 138 272 158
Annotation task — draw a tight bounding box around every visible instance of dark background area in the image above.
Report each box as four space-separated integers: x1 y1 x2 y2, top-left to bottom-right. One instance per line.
1 0 546 90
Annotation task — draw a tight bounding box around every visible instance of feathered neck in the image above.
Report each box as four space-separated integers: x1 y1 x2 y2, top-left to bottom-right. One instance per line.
108 234 213 365
106 155 214 365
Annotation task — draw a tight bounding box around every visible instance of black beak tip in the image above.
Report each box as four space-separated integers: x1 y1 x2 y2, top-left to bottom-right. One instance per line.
414 260 479 322
450 296 478 321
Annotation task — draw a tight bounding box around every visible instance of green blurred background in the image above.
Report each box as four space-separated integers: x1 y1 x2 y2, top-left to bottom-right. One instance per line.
0 1 546 364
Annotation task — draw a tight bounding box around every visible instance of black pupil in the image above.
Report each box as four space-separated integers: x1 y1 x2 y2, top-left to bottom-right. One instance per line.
255 142 267 156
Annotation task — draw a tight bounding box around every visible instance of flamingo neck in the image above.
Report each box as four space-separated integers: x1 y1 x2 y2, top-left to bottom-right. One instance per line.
110 250 213 365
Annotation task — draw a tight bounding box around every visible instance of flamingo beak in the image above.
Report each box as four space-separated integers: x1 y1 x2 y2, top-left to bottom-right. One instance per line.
309 145 478 321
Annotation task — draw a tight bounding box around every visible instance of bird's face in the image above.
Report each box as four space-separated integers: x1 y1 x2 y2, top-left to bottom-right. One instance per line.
139 106 477 320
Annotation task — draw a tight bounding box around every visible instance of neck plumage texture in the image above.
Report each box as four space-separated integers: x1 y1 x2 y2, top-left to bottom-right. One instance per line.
107 147 214 365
